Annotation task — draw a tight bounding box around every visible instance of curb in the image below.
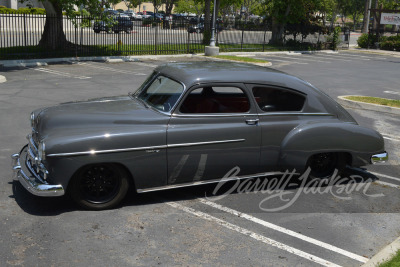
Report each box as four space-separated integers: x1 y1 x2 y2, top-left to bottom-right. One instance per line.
361 237 400 267
0 50 338 68
0 75 6 83
337 95 400 115
206 56 272 67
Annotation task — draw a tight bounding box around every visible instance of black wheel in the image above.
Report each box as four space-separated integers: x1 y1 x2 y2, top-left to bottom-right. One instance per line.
69 163 129 210
307 153 345 179
114 30 119 33
94 30 100 33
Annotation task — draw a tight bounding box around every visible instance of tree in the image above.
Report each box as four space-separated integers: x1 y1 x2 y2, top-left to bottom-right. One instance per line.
261 0 335 44
23 0 119 50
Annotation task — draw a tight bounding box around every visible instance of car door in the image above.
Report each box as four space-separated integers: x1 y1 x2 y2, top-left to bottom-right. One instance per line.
166 84 261 185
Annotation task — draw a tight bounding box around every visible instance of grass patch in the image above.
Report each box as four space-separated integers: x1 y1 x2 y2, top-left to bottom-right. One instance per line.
345 96 400 108
378 250 400 267
212 55 269 63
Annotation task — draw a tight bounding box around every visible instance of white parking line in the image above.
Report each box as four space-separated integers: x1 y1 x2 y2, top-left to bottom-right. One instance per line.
261 57 308 65
339 53 386 60
383 136 400 142
198 199 368 263
369 172 400 183
30 68 91 79
77 62 146 75
384 90 400 96
133 62 159 68
310 54 354 62
167 201 342 267
374 180 400 189
268 54 330 63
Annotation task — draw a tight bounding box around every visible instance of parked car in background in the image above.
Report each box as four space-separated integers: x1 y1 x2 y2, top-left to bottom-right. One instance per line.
137 12 151 19
93 15 133 33
187 20 223 33
12 62 388 210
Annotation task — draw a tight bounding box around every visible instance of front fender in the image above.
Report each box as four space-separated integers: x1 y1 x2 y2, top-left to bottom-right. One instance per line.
278 122 385 171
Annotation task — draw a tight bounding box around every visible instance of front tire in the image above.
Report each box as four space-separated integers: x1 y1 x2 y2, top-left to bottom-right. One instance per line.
69 163 129 210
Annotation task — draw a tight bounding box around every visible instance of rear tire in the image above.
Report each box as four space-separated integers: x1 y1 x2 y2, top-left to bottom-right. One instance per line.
307 152 345 179
69 163 129 210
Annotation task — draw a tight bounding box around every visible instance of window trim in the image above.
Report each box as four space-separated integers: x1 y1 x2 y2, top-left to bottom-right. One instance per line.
173 83 255 116
247 84 307 113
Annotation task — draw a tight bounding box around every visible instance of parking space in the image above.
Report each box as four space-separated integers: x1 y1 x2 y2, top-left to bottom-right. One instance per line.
0 51 400 266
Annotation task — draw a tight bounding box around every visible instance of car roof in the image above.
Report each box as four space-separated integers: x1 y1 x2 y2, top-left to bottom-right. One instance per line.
155 61 316 94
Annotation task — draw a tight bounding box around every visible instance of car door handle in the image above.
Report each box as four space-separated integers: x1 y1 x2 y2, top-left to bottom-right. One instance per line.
245 119 259 125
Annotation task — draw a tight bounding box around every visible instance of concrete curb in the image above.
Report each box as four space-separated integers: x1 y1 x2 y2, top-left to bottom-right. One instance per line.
0 75 6 83
0 50 338 68
337 95 400 115
205 55 272 67
348 47 400 57
361 237 400 267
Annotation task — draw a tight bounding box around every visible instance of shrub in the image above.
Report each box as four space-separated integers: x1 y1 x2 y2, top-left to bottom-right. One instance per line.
357 33 378 48
0 6 46 14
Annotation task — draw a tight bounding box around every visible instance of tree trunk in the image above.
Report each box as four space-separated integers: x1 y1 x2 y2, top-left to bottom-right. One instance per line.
270 5 291 44
204 0 211 32
165 0 174 15
203 0 211 45
39 1 68 49
372 0 378 32
362 0 370 33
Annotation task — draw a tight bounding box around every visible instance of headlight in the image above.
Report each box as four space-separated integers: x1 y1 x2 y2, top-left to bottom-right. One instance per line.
38 142 46 160
30 112 35 128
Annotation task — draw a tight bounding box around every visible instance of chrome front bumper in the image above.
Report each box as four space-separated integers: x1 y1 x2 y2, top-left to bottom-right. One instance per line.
371 151 388 164
11 146 64 197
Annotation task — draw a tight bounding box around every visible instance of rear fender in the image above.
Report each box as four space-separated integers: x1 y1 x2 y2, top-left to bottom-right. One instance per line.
278 122 385 171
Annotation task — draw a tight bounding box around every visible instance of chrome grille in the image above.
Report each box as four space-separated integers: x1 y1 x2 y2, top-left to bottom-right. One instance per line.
26 134 47 183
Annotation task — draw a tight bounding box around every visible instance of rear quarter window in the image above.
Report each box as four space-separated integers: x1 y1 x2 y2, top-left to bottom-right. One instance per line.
252 86 306 112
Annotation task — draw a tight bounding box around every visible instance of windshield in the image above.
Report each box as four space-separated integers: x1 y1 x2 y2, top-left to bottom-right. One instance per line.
135 75 184 112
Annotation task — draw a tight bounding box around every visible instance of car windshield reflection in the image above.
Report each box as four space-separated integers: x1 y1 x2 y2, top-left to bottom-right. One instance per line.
136 75 184 112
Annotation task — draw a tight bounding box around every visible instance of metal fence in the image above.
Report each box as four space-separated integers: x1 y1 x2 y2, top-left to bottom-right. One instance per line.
0 13 330 60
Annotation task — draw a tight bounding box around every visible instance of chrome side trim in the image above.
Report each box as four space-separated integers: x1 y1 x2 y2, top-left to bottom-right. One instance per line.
173 113 253 118
172 113 334 118
47 139 245 157
371 151 388 164
137 171 285 193
168 139 245 148
47 145 168 157
258 112 334 117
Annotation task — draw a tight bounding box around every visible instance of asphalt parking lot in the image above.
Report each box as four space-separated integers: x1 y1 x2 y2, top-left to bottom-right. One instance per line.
0 51 399 266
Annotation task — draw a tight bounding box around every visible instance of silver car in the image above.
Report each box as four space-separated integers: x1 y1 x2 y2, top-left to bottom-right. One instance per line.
12 62 388 210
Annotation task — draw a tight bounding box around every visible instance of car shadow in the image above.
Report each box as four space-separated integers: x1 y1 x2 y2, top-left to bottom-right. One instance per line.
10 167 388 216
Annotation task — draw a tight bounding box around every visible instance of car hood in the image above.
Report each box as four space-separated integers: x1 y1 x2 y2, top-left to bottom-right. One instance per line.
34 95 166 140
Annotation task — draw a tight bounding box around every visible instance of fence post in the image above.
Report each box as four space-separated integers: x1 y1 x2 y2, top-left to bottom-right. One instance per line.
118 31 121 55
187 26 190 54
263 25 267 52
155 23 158 55
75 18 78 57
241 23 244 50
23 14 27 48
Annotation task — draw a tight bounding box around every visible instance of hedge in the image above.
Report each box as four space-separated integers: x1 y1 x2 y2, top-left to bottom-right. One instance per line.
0 6 46 14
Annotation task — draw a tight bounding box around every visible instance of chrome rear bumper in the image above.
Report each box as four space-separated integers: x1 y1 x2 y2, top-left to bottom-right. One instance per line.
12 146 64 197
371 151 388 164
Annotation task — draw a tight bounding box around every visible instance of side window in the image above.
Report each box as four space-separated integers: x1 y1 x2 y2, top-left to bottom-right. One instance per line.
180 86 250 113
252 87 305 112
